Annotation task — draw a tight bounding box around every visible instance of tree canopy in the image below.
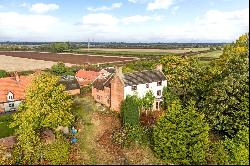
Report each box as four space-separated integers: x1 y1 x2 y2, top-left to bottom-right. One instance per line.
10 72 74 164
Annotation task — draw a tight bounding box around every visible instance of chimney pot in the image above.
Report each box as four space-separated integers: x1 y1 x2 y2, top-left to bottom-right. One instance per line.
156 64 163 72
14 72 20 82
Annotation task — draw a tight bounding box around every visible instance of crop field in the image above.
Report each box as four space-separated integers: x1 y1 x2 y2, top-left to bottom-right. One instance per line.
0 55 60 72
0 51 137 68
195 50 223 61
80 48 210 53
75 48 210 57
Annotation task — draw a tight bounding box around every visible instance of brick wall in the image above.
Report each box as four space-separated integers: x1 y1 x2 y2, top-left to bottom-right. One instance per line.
110 75 124 112
92 86 111 108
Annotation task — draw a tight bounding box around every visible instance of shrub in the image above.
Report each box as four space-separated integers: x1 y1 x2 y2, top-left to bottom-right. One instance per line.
153 100 210 165
43 136 70 165
112 124 149 147
120 95 140 126
0 70 8 78
51 62 67 75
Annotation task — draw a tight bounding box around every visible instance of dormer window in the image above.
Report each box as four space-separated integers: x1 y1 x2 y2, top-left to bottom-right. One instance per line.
7 92 14 101
157 81 162 86
132 85 137 91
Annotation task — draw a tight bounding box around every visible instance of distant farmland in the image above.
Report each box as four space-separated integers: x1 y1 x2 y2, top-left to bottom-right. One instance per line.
0 51 137 65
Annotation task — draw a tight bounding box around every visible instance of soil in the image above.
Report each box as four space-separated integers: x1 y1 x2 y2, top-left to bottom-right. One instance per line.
0 51 136 65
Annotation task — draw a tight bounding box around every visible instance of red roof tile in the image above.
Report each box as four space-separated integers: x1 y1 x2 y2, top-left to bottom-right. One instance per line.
0 75 32 103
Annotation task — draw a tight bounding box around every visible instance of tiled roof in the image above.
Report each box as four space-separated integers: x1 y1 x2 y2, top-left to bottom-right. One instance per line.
58 75 80 91
75 70 100 81
0 75 32 103
92 74 114 90
123 70 166 86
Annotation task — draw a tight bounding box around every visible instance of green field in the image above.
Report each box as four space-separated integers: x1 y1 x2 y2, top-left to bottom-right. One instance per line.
195 50 223 63
0 114 15 138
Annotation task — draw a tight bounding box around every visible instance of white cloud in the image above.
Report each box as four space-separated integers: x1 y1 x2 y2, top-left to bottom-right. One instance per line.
81 13 120 34
171 6 179 15
20 2 29 7
159 8 249 42
0 12 61 41
128 0 138 3
122 15 162 25
87 3 122 12
147 0 175 11
30 3 59 14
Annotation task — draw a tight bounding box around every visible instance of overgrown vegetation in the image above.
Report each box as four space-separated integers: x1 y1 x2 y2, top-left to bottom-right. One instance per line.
9 73 74 164
0 70 8 78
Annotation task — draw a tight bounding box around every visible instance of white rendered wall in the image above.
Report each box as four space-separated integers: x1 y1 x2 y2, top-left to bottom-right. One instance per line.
124 80 167 99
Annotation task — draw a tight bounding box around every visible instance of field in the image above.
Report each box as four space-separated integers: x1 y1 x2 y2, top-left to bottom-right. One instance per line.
0 55 61 72
195 50 223 62
0 51 137 67
80 48 210 53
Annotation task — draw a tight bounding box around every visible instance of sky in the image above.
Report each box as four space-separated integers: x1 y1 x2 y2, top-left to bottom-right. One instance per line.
0 0 249 42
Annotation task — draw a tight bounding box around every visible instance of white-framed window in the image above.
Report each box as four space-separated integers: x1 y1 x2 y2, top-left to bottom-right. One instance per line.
157 81 162 86
157 90 161 96
131 85 137 91
7 92 14 101
146 83 149 88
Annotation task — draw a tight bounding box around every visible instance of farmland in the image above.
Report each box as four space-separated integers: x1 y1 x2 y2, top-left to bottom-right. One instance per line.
0 51 137 66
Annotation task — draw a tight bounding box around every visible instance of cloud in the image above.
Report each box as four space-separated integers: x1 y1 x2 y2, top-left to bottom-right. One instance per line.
122 15 162 25
20 2 29 7
159 8 249 42
0 12 61 41
87 3 122 12
147 0 175 11
80 13 120 34
171 6 179 15
30 3 59 14
128 0 138 3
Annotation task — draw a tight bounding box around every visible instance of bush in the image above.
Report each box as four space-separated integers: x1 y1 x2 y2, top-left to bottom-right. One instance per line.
51 62 67 75
120 95 140 126
153 100 210 165
0 70 8 78
112 124 149 147
43 136 70 164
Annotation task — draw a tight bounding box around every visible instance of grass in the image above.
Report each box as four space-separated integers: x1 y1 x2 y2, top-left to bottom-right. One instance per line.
70 96 162 165
0 113 15 138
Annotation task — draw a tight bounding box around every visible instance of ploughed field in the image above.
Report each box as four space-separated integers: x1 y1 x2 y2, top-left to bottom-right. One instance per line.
0 51 136 65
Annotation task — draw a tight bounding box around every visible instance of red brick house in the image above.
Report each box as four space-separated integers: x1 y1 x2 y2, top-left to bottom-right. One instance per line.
92 65 167 112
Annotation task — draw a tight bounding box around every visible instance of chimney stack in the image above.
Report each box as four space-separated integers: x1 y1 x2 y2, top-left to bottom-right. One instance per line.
115 66 123 76
156 64 163 72
14 72 20 82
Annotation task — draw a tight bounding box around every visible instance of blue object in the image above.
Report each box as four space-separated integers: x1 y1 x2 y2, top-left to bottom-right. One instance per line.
71 137 77 143
71 127 77 134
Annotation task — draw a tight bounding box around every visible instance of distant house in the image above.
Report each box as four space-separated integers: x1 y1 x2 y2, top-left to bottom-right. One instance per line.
0 73 32 113
75 68 115 87
92 64 167 112
58 75 80 95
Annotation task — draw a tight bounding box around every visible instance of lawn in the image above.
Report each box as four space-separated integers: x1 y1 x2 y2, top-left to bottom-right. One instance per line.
0 113 15 138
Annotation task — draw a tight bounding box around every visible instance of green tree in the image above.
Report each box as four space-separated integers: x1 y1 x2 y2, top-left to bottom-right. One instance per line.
0 70 8 78
51 42 70 52
10 72 74 164
51 62 67 75
141 90 155 113
153 100 210 165
201 33 249 136
120 95 140 126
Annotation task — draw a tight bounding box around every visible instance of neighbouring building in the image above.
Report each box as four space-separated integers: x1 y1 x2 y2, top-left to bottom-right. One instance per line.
92 64 167 112
58 75 80 95
75 68 115 87
0 73 32 113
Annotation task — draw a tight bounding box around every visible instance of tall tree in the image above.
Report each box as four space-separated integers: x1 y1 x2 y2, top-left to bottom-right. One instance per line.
153 100 210 165
10 72 74 164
